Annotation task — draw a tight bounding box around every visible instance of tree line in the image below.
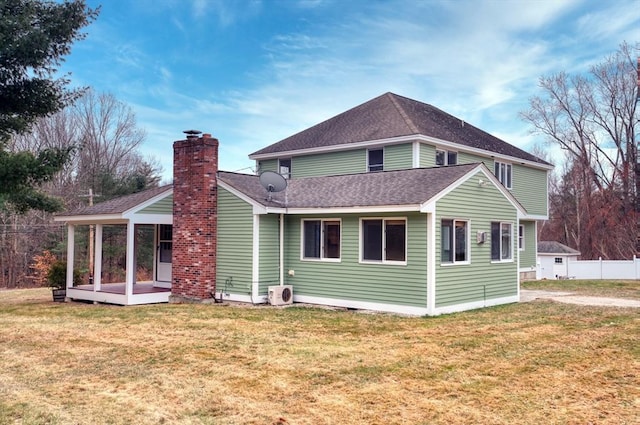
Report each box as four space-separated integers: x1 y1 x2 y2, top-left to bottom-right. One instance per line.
522 42 639 260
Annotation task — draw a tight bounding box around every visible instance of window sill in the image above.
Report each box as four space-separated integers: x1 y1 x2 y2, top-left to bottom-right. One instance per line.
490 259 514 264
359 260 407 266
301 258 341 263
440 261 471 266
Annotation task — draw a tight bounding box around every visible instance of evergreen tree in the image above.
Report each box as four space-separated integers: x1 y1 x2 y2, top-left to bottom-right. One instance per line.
0 0 98 213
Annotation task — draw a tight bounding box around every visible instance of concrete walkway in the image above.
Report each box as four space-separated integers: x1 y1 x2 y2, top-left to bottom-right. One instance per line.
520 289 640 308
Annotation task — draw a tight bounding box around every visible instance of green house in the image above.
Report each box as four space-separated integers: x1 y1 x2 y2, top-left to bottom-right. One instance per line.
55 93 551 315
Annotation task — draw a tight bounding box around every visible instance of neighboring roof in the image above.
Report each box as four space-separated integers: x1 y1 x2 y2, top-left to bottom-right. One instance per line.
538 241 581 255
219 164 484 209
57 185 173 217
249 92 550 167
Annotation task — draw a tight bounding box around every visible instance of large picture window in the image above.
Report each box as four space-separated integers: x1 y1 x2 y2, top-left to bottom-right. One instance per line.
441 219 468 263
361 218 406 263
491 222 513 261
302 219 341 261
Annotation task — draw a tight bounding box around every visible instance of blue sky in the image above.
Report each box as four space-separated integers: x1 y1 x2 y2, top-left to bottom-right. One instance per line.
62 0 640 182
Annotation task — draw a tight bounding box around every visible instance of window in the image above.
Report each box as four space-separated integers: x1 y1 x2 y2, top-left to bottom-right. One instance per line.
368 148 383 172
494 161 512 189
554 257 563 264
158 224 172 263
436 149 458 166
361 218 406 263
441 219 468 263
518 225 524 250
278 158 292 179
302 219 341 260
491 222 512 261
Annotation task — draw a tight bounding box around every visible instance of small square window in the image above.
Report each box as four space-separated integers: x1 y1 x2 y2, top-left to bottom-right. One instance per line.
278 158 291 179
554 257 563 264
302 219 341 261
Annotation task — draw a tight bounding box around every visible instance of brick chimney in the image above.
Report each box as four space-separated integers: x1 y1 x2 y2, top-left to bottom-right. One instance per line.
171 131 218 301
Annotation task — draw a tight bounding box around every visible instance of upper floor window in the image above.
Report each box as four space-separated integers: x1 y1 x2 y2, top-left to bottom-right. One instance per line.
491 222 512 261
302 219 341 261
494 161 512 189
361 218 406 263
436 149 458 166
367 148 383 172
278 158 292 179
441 219 468 263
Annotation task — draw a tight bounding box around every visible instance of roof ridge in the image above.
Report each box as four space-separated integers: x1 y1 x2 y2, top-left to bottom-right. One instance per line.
386 92 420 134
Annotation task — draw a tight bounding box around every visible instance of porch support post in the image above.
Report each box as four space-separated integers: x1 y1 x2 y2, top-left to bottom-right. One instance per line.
94 224 103 291
426 212 436 315
125 221 136 303
66 224 75 290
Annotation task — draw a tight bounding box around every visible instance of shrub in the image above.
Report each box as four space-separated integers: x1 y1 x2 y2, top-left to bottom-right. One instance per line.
46 261 82 289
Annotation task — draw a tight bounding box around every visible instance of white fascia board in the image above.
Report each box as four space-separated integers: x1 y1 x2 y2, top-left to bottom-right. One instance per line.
122 187 174 216
53 214 126 224
277 204 422 215
127 213 173 225
521 214 548 220
250 134 554 171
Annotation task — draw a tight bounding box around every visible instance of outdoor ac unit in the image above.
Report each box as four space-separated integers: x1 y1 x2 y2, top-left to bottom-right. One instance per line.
268 285 293 306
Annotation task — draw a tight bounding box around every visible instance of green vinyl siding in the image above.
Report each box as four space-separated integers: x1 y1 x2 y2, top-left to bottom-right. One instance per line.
458 151 491 166
293 149 366 177
435 171 518 308
136 194 173 214
384 143 412 171
519 220 537 269
216 188 254 296
283 212 428 308
511 164 548 217
257 159 278 174
419 143 436 167
259 214 280 295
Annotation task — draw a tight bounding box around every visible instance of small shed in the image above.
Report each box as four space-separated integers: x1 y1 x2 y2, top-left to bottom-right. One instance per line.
537 241 581 279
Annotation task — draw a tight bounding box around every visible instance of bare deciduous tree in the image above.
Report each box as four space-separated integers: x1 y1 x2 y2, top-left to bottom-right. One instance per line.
522 42 639 259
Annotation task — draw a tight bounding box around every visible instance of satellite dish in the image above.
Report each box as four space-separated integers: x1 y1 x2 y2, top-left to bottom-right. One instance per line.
259 171 287 201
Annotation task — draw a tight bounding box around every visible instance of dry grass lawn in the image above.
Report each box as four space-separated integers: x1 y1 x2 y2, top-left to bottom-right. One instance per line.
0 285 639 425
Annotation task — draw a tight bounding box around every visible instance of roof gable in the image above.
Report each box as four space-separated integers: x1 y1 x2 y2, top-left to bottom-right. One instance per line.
54 185 173 221
249 92 550 166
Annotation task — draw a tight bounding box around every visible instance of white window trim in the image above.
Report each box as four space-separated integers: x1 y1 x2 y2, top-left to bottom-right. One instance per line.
367 148 384 172
359 217 408 265
436 148 458 166
300 218 342 262
518 224 525 251
494 160 513 189
278 158 292 179
440 218 471 266
491 221 514 263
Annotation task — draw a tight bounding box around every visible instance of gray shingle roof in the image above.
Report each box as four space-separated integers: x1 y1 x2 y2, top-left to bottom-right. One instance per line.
219 164 480 209
249 92 550 166
58 185 173 217
538 241 581 255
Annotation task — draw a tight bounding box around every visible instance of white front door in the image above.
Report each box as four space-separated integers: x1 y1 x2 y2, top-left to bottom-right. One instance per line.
156 224 172 285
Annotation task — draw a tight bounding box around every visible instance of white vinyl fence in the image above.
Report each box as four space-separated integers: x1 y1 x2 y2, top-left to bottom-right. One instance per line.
565 257 640 280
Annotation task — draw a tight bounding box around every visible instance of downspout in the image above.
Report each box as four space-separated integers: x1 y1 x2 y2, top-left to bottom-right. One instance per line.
279 213 284 286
